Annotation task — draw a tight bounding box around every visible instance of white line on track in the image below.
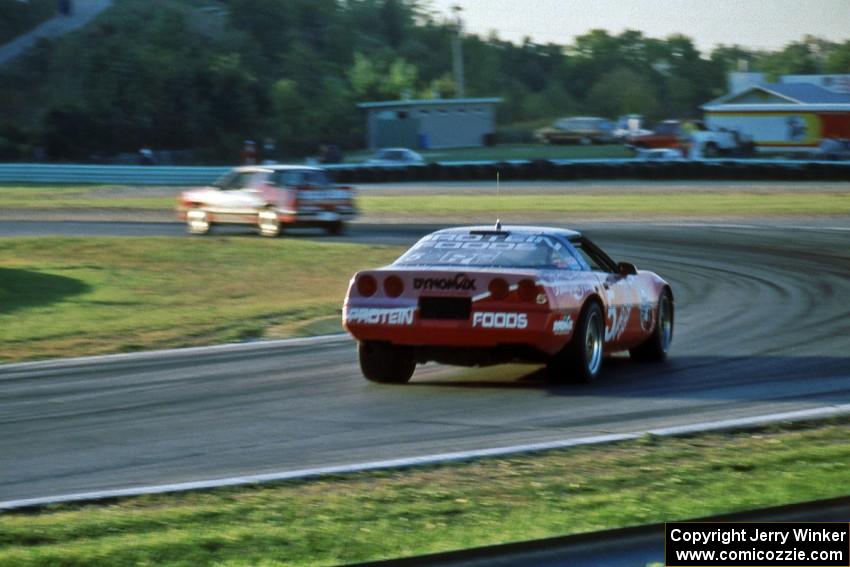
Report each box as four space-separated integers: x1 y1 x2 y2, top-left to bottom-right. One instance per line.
645 222 850 232
2 403 848 511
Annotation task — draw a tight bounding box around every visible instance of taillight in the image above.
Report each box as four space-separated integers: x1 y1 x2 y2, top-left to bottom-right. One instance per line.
517 279 537 302
488 278 509 300
356 275 377 297
384 275 404 298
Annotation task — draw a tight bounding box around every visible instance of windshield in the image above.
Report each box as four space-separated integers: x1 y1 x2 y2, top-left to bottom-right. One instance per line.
394 232 581 269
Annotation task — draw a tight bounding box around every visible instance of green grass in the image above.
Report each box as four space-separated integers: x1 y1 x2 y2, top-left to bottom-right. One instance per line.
0 237 401 362
345 143 632 163
1 419 848 566
0 186 175 210
360 192 850 217
2 186 850 218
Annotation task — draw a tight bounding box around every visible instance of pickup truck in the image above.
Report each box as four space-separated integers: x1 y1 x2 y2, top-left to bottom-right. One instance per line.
689 122 755 158
177 165 358 236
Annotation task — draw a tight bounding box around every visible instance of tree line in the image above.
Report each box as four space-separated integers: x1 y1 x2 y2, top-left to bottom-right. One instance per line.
0 0 848 162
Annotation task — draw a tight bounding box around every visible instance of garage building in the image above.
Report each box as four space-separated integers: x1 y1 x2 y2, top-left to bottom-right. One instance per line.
702 74 850 152
358 98 501 150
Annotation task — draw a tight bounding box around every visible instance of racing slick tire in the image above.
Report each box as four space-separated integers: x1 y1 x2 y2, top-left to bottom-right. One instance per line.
358 341 415 384
630 290 674 363
325 221 345 235
186 208 211 235
547 301 605 384
258 209 282 237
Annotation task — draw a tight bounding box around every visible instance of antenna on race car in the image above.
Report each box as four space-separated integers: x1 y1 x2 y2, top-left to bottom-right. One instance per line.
495 171 502 231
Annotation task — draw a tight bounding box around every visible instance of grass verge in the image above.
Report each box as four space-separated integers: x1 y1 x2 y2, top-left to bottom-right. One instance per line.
361 192 850 217
0 186 176 210
2 186 850 218
0 237 401 362
1 418 848 566
345 143 633 162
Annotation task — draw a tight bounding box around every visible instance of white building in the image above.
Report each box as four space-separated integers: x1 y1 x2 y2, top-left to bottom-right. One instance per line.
702 74 850 152
358 98 501 150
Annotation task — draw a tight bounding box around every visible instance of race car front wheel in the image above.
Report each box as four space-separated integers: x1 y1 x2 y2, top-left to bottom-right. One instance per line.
258 209 282 237
186 208 211 235
547 301 604 384
358 341 415 384
630 290 673 362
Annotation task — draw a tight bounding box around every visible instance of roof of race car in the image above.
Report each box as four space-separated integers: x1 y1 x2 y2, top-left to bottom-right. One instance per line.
432 225 582 239
232 165 325 173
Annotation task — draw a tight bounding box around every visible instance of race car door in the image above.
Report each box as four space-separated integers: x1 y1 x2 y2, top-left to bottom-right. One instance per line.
570 237 641 349
208 171 266 220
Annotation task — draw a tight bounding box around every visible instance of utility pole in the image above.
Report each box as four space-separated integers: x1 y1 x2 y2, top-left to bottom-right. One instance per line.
451 4 465 98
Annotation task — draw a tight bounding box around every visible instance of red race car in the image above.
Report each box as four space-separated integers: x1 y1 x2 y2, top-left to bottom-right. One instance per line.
343 225 673 384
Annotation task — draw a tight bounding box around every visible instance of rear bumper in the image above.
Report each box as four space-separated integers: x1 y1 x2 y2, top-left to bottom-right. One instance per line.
280 207 358 223
344 309 572 356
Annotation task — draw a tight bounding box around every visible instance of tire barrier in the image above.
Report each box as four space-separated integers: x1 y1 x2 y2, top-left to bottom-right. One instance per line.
1 159 850 185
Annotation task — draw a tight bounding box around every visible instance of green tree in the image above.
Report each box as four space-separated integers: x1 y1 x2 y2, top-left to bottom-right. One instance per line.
586 67 660 120
825 41 850 73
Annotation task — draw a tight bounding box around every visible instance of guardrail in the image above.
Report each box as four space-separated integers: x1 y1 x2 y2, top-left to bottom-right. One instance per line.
328 158 850 184
1 159 850 185
0 164 230 185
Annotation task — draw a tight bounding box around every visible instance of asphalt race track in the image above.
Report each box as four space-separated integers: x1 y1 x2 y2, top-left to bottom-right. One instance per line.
1 222 850 504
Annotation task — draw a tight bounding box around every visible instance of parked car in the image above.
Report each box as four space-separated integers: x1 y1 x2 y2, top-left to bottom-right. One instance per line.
176 165 358 236
612 114 652 141
689 121 755 158
627 120 688 152
343 224 673 384
365 148 425 166
534 116 616 145
812 138 850 160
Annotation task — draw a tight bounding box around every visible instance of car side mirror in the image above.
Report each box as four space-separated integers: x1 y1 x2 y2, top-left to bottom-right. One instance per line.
618 262 638 276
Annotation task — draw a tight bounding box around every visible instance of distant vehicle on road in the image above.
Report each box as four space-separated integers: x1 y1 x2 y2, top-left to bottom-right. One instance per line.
344 225 673 384
534 116 617 145
177 165 357 236
812 138 850 160
365 148 425 166
627 120 688 152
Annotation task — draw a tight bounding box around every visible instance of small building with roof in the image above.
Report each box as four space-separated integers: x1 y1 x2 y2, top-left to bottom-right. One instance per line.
357 98 501 150
701 74 850 151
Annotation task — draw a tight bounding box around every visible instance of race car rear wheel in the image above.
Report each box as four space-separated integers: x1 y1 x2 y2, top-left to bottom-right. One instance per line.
258 209 282 237
547 302 604 384
358 341 415 384
186 208 211 235
325 221 345 235
630 290 673 362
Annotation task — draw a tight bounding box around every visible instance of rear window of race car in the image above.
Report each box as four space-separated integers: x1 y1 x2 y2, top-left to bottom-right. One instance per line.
394 232 583 269
271 169 332 187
